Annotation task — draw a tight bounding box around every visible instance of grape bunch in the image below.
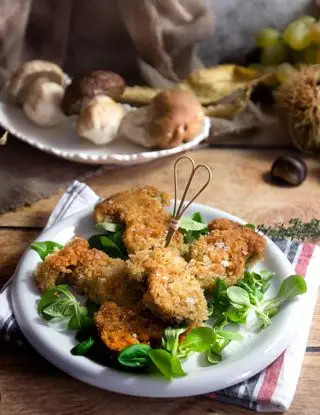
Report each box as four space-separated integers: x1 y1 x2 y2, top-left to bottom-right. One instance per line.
253 15 320 83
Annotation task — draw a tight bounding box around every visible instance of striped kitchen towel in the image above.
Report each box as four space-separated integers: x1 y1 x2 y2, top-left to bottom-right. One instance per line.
0 181 319 412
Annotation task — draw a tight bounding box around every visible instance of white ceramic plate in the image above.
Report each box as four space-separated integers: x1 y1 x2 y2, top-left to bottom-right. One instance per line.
11 203 303 398
0 89 210 165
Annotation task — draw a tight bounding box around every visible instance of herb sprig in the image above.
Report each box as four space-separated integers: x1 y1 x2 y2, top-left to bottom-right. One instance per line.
257 218 320 241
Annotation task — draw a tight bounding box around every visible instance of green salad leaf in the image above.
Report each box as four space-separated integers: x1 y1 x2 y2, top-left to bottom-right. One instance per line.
207 348 222 364
89 220 127 259
257 275 307 328
148 349 186 380
38 285 93 330
179 212 209 243
118 328 188 378
152 327 187 378
118 344 152 368
222 274 306 329
30 241 63 260
244 223 256 231
180 327 215 353
237 270 274 301
179 217 208 232
227 286 251 306
71 336 95 356
88 233 127 259
148 349 174 380
161 327 187 355
216 330 243 341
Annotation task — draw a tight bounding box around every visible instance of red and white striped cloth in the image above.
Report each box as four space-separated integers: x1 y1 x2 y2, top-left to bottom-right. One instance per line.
211 242 319 411
0 181 319 412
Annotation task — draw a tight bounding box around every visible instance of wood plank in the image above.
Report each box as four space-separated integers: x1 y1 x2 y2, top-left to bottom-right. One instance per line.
0 148 319 228
0 229 38 284
1 349 320 415
0 147 319 415
308 299 320 348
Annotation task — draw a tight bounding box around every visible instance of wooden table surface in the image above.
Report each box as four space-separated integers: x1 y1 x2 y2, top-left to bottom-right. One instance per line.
1 147 319 415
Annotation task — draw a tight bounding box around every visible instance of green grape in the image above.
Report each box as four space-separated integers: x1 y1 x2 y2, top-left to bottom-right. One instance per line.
256 28 280 48
298 15 316 26
304 45 318 64
260 42 288 65
276 63 297 83
283 20 312 50
310 23 320 44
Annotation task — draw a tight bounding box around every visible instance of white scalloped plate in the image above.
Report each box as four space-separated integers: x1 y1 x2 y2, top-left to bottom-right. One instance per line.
0 89 210 165
11 203 306 398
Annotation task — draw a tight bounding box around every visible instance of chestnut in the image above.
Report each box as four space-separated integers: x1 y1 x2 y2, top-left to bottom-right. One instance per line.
270 156 307 186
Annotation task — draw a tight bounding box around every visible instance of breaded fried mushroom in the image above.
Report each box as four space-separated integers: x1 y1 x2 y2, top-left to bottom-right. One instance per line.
188 219 266 291
34 236 141 307
34 237 88 291
144 270 208 324
188 232 248 291
94 186 186 254
71 246 140 307
127 247 187 283
127 247 207 324
95 302 165 351
208 218 266 265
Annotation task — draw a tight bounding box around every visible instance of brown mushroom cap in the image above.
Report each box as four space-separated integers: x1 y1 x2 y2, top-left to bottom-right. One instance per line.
61 70 125 116
8 60 65 105
148 89 204 149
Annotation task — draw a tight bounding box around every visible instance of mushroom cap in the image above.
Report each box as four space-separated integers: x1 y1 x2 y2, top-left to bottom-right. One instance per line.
118 89 204 149
9 60 65 105
148 89 204 149
61 70 125 116
23 78 65 127
75 95 125 145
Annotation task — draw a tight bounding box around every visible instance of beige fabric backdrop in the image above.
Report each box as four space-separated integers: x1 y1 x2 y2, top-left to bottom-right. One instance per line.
0 0 214 212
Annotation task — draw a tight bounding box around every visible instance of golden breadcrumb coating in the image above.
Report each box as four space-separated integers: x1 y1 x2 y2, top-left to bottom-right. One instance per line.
34 237 88 291
70 247 141 306
94 185 186 254
95 302 165 351
127 247 187 283
127 247 207 323
188 219 266 291
144 269 208 324
208 218 266 264
34 237 140 307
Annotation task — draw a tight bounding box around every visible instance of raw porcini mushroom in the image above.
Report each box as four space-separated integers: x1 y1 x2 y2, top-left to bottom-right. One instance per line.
8 60 66 127
75 96 125 145
118 89 205 149
8 60 65 105
23 79 65 127
61 70 125 116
